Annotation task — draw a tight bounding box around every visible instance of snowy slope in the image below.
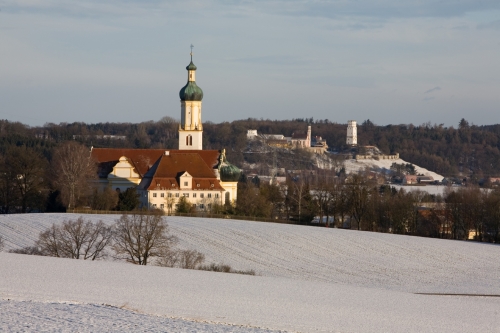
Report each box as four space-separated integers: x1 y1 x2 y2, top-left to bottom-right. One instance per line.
1 214 499 295
344 158 444 181
0 299 284 333
1 252 499 333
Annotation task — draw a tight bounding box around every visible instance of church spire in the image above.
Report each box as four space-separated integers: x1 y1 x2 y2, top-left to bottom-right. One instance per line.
178 48 203 150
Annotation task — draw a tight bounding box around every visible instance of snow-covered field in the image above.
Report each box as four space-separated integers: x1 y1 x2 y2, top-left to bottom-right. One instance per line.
391 184 449 196
1 214 500 332
344 158 444 181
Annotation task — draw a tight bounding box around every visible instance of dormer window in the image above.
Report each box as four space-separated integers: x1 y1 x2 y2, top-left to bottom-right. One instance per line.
180 171 193 189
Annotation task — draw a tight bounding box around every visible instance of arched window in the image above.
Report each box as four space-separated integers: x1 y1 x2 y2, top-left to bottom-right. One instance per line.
189 135 193 146
186 136 189 146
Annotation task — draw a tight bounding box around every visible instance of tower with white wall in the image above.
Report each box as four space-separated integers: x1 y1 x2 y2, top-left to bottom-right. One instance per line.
307 125 311 148
179 52 204 150
346 120 357 146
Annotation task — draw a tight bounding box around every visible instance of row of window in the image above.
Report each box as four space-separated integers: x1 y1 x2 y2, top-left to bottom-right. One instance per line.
152 203 211 209
152 192 219 199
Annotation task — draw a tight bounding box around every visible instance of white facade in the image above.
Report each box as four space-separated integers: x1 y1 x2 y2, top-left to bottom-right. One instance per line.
140 188 225 213
347 120 357 146
179 64 203 150
95 156 141 191
247 130 258 139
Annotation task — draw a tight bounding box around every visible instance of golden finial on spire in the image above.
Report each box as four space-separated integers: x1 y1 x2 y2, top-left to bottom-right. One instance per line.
190 44 194 60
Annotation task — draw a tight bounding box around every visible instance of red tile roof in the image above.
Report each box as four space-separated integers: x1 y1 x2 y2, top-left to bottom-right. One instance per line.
153 153 218 178
291 132 308 140
91 148 220 177
131 152 224 191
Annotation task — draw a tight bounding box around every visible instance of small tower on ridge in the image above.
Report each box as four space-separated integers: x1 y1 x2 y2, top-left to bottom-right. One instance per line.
346 120 357 146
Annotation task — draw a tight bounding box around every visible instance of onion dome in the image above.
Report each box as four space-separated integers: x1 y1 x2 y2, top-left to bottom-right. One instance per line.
220 162 241 182
186 61 197 71
179 81 203 101
218 149 241 182
179 57 203 101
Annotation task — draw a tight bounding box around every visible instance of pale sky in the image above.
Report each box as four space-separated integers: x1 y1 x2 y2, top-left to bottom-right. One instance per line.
1 1 499 127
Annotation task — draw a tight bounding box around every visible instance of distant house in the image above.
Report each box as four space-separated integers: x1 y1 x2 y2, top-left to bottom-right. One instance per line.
403 175 434 185
417 176 434 184
489 177 500 187
403 175 418 184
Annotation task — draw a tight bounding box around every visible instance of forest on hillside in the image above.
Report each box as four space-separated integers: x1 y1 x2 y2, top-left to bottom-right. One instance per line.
1 117 500 179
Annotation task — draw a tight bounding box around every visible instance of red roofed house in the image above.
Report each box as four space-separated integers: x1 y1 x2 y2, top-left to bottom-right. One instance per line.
90 53 240 212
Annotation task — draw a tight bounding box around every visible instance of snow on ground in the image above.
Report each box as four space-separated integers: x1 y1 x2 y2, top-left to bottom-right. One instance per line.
1 252 500 333
0 299 285 333
391 184 451 196
2 214 499 294
1 214 500 332
343 158 444 181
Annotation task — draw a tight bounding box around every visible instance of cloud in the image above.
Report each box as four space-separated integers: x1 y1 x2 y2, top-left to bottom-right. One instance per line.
424 86 441 94
3 0 500 20
477 20 500 30
230 55 308 66
243 0 500 19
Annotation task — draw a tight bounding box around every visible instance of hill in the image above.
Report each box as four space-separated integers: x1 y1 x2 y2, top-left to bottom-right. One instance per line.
1 214 499 332
1 213 499 293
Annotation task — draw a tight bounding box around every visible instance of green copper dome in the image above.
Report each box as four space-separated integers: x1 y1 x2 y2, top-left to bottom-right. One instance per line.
220 162 241 182
218 149 241 182
179 59 203 101
186 61 197 71
179 81 203 101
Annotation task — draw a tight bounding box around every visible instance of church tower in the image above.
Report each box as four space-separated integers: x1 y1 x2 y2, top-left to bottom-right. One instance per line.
179 50 203 150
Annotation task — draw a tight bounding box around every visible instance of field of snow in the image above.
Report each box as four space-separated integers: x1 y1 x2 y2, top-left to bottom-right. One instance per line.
1 213 500 332
390 184 446 196
344 158 444 181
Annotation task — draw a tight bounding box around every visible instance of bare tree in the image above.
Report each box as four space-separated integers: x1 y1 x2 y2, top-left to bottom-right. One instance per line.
90 186 119 211
9 246 43 255
37 224 60 257
51 142 96 210
178 250 205 269
0 155 17 214
156 248 206 269
346 174 371 230
113 210 178 265
156 248 180 267
37 217 112 260
311 174 332 226
4 146 47 213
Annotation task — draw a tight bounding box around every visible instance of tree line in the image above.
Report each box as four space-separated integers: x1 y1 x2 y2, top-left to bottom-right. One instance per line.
234 171 500 243
2 117 500 179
